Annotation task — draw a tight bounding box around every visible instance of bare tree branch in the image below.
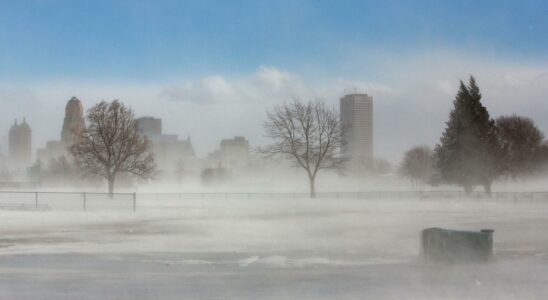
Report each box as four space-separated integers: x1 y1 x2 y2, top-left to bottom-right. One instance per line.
70 100 155 194
259 98 346 197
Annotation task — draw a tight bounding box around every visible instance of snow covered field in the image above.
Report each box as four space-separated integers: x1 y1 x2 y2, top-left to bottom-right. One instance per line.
1 196 548 299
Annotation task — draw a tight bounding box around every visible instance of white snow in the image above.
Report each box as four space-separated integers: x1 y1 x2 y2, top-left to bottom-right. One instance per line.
0 196 548 299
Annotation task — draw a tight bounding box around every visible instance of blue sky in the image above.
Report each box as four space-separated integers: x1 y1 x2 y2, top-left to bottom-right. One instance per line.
1 0 547 81
1 1 547 161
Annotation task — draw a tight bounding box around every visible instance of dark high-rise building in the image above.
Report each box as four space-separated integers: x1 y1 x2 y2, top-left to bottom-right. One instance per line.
9 118 32 167
340 93 373 162
61 96 85 146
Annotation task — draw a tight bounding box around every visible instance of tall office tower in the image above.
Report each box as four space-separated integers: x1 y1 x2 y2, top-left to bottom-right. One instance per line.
340 93 373 162
61 96 86 145
9 118 32 167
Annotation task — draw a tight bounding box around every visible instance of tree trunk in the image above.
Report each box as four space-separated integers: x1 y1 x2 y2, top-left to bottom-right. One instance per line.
309 176 316 198
108 176 115 198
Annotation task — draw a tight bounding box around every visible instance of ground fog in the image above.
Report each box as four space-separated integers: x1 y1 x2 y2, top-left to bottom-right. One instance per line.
0 196 547 299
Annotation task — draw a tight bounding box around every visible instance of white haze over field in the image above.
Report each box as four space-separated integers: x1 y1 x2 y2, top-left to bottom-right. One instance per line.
1 51 547 162
1 197 548 299
2 2 548 299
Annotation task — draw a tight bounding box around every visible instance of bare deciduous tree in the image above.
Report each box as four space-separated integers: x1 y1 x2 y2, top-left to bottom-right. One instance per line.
496 115 545 178
399 145 433 190
261 98 345 198
70 100 155 195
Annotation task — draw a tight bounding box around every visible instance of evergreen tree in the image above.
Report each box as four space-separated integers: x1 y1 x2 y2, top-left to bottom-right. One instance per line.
434 76 502 194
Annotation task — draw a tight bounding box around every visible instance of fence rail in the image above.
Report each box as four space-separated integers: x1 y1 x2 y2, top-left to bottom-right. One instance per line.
0 190 547 212
0 191 136 212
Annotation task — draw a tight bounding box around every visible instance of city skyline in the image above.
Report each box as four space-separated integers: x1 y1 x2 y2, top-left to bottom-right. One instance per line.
0 3 547 298
1 1 547 162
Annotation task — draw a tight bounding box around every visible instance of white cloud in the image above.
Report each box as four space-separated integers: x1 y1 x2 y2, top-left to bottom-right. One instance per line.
162 76 239 104
252 65 299 91
161 65 310 105
1 54 547 163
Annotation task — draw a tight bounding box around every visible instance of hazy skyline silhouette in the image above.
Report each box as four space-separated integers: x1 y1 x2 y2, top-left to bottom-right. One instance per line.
1 1 547 162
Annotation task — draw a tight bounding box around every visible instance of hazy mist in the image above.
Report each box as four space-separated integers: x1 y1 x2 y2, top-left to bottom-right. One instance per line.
2 55 547 163
1 1 547 299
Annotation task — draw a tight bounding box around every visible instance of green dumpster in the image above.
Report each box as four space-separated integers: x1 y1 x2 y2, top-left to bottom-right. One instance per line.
421 228 494 263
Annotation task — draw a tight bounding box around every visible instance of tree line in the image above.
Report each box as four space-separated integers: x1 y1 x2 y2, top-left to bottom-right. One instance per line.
23 76 545 197
400 76 548 194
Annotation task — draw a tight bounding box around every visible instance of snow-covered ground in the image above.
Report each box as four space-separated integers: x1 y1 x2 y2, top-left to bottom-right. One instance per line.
1 197 548 299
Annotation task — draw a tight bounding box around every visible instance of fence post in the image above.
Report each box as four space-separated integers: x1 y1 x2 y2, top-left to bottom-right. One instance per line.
35 192 38 209
83 192 86 211
133 192 136 212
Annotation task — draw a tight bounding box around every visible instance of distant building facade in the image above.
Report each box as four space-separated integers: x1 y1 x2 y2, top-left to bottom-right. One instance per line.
37 97 85 162
9 119 32 167
136 116 195 174
36 140 65 163
340 93 373 162
61 96 85 146
136 117 162 138
220 136 249 168
209 136 250 169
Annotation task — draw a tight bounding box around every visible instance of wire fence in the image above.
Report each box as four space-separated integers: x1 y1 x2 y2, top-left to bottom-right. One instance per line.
136 190 548 202
0 191 135 212
0 190 547 212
